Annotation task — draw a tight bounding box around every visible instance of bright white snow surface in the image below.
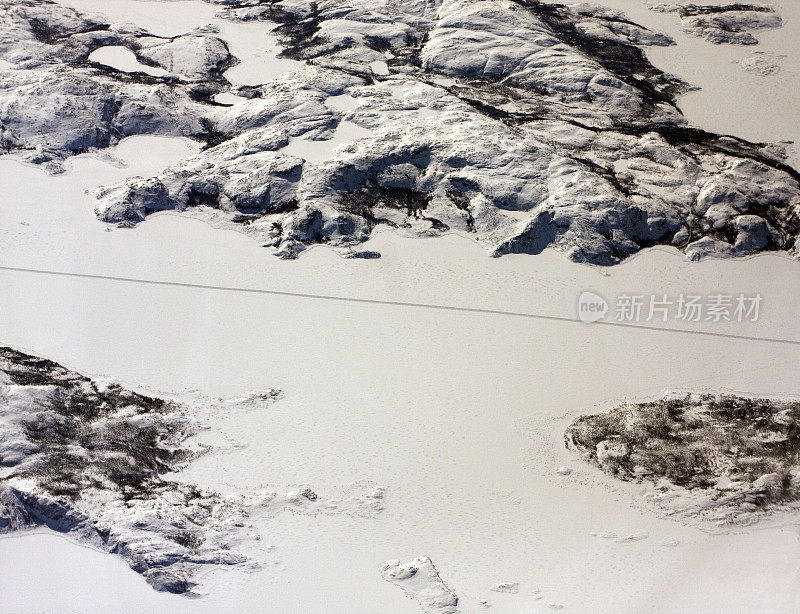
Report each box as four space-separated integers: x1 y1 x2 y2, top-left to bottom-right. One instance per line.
88 45 170 77
2 134 800 613
1 0 800 612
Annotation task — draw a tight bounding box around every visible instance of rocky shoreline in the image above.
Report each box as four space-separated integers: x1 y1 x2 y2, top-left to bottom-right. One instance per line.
1 0 798 264
0 346 384 594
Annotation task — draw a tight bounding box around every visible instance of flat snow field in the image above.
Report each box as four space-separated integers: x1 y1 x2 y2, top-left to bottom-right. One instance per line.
1 1 799 613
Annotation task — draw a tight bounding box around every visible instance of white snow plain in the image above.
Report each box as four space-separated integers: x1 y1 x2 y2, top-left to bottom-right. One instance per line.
2 133 800 613
1 0 800 612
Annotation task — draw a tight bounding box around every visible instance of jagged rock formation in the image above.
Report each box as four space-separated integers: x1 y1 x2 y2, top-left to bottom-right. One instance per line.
0 346 385 593
380 556 459 614
649 4 783 45
566 393 800 527
2 0 799 264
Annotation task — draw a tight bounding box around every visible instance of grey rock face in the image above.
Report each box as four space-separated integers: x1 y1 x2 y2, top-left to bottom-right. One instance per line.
2 0 799 265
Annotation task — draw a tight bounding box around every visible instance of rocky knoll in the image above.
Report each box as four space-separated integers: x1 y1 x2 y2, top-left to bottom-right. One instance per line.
566 393 800 527
650 4 783 45
0 346 384 593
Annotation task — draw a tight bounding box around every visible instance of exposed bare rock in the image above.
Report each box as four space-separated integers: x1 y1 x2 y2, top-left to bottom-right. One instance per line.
566 393 800 527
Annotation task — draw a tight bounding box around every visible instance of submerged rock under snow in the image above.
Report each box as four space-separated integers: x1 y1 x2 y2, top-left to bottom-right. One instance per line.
1 0 799 265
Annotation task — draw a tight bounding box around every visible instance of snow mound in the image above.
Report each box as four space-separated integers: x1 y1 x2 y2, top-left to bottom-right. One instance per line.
490 581 520 593
380 556 459 614
738 51 785 76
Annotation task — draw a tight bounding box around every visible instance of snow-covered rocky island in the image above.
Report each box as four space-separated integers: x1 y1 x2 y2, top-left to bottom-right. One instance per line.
1 0 799 263
0 346 384 595
0 346 250 594
566 393 800 528
649 3 784 45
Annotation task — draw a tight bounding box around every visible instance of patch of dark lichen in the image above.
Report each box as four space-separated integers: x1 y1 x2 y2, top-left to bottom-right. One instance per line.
342 186 430 221
0 347 192 503
186 186 221 209
566 395 800 503
195 118 231 150
447 190 476 232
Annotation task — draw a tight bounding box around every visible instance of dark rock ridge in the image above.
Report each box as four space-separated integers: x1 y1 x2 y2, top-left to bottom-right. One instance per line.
2 0 799 264
566 393 800 526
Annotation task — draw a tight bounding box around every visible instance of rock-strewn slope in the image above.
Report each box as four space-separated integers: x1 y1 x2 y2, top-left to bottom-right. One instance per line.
2 0 799 264
566 393 800 527
0 346 384 593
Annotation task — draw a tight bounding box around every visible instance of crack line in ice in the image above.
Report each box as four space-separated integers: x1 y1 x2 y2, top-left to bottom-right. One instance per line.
1 265 798 347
